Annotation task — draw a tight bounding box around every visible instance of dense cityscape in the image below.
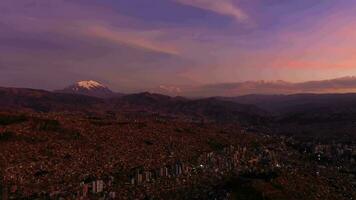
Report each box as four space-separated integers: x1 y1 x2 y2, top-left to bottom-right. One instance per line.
1 95 356 199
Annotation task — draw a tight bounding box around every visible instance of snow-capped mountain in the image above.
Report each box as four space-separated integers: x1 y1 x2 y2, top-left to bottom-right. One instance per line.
56 80 118 98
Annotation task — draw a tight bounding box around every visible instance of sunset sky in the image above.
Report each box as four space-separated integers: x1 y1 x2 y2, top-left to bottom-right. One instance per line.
1 0 356 95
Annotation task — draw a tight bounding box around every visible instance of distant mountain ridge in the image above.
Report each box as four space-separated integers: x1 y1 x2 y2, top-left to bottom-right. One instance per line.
0 87 105 112
225 93 356 114
0 86 268 124
224 93 356 139
54 76 356 98
186 76 356 97
7 81 356 125
3 85 356 140
112 92 268 123
224 93 356 131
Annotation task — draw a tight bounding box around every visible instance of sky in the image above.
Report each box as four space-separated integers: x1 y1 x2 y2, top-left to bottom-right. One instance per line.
1 0 356 95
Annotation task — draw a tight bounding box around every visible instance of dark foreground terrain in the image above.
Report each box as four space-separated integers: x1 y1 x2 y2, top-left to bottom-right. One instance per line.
0 87 356 199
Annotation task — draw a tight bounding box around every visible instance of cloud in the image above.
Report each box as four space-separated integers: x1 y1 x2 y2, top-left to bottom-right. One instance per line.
183 77 356 97
175 0 248 23
84 25 179 55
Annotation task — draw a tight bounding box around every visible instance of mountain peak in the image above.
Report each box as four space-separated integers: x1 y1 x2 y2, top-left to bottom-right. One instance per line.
56 80 120 98
75 80 107 90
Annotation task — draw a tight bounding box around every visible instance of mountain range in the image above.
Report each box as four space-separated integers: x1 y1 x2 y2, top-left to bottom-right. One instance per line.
40 76 356 98
4 80 356 128
0 81 268 124
182 76 356 97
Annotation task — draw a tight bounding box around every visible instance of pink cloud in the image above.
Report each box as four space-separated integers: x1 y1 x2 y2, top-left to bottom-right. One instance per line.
175 0 249 23
263 12 356 70
83 25 180 55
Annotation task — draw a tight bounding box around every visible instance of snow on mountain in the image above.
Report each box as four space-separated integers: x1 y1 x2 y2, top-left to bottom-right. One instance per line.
55 80 119 98
72 80 108 91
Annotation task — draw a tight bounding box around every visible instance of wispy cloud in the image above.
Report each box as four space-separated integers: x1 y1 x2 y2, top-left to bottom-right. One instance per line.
175 0 248 23
83 25 179 55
